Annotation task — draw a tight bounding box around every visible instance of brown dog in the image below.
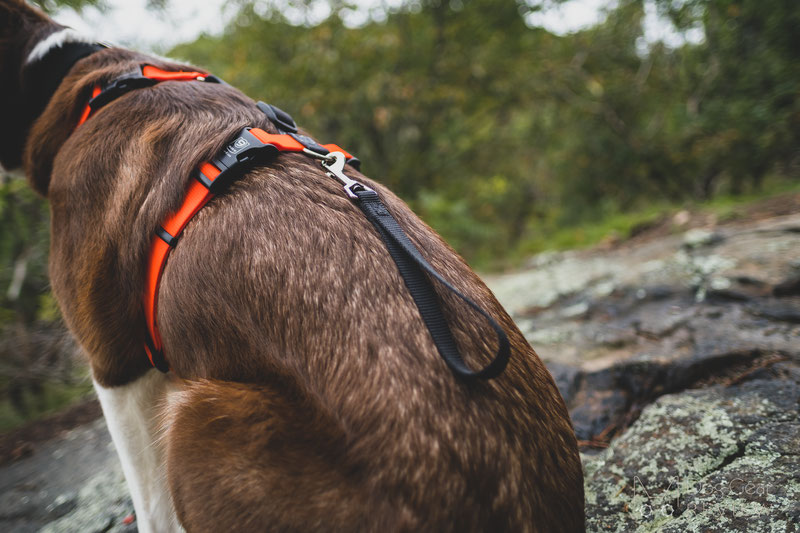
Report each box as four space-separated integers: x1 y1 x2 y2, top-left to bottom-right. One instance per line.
1 1 584 531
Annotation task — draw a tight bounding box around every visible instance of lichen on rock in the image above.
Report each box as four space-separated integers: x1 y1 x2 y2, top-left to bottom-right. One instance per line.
583 378 800 532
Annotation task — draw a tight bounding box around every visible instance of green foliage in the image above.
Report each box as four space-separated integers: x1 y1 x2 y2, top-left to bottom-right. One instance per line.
0 371 93 432
1 0 797 430
511 176 800 264
704 177 800 221
0 173 52 325
0 174 84 433
171 0 798 268
655 0 800 196
0 367 92 432
173 0 570 262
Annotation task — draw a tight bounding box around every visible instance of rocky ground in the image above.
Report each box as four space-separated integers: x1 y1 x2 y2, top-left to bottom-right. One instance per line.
1 198 798 532
488 204 800 532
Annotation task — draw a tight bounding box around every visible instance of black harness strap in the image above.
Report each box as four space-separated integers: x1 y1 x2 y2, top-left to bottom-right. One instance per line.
354 189 511 380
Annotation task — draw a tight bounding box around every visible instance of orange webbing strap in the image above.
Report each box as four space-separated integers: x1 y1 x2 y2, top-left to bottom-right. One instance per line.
141 65 207 81
321 144 355 160
143 163 220 370
247 131 356 160
75 65 209 129
249 129 304 151
72 62 360 373
76 85 102 127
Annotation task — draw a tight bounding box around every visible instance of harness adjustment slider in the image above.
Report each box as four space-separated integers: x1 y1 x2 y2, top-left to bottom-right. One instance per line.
156 226 179 247
88 71 158 111
290 133 329 156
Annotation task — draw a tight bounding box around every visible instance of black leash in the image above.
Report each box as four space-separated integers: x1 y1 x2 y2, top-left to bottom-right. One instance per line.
355 189 511 380
318 152 511 380
253 107 511 380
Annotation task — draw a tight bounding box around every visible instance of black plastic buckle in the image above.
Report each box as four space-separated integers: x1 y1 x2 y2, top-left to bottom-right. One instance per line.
287 132 361 169
257 101 298 133
256 101 361 169
196 128 279 193
88 71 158 111
201 74 227 85
290 133 329 155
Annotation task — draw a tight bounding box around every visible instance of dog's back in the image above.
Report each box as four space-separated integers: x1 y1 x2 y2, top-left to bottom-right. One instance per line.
4 1 584 530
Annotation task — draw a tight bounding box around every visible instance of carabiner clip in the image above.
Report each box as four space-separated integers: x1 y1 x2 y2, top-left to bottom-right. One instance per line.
321 152 373 200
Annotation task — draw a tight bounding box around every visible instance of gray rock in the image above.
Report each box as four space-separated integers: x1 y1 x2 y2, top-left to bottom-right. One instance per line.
583 378 800 532
773 274 800 297
0 419 135 533
682 228 724 249
485 212 800 530
45 493 77 520
748 297 800 324
40 467 135 533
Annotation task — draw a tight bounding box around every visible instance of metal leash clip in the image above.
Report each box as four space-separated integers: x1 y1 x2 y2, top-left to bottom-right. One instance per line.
319 151 374 200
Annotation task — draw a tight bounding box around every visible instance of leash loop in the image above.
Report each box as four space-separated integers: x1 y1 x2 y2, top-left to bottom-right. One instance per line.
302 147 335 162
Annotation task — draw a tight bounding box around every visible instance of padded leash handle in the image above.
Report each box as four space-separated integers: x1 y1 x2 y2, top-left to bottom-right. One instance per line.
354 189 511 381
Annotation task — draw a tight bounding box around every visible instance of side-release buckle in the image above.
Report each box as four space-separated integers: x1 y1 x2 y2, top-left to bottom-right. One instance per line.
197 128 280 193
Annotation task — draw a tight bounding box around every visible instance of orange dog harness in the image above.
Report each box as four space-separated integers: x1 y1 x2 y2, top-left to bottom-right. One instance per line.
76 65 358 372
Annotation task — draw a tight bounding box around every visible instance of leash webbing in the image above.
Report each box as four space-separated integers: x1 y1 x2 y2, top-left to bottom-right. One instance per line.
355 190 510 380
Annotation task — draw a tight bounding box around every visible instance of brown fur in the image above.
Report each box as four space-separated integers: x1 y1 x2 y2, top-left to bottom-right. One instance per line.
2 1 585 530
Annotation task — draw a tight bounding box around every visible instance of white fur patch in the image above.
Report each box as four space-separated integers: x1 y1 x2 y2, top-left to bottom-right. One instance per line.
93 372 183 533
25 28 95 65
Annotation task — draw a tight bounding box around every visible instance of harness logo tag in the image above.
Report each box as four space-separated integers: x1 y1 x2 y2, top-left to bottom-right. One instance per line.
225 137 250 157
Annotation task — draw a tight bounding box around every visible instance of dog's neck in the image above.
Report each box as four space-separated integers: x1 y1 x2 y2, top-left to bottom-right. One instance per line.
23 30 105 136
25 28 94 64
0 1 103 171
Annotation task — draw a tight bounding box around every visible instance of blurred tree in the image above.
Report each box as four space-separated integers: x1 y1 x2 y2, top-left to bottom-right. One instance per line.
5 0 797 270
174 0 571 261
11 0 800 275
0 174 51 325
656 0 800 196
542 0 693 224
